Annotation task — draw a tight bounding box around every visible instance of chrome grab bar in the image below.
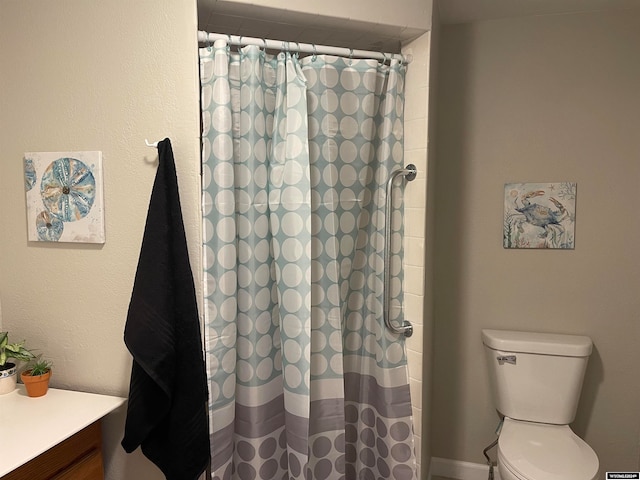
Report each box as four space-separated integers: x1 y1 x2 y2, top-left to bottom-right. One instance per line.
383 164 417 337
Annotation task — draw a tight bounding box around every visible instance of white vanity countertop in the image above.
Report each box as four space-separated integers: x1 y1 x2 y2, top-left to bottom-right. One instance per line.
0 385 126 477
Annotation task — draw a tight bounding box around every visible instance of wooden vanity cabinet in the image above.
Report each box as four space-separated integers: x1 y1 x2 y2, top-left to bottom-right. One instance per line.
0 386 125 480
2 421 104 480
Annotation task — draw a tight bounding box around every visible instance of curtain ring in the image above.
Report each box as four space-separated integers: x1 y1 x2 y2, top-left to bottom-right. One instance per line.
293 41 300 59
312 44 317 62
281 41 291 58
206 34 212 51
224 34 232 54
348 48 354 66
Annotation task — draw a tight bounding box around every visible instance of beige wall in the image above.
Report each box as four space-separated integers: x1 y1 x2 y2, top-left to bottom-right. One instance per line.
433 9 640 474
0 0 201 478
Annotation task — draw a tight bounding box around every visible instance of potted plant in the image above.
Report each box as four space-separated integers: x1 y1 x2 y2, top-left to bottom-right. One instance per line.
21 356 53 397
0 331 36 395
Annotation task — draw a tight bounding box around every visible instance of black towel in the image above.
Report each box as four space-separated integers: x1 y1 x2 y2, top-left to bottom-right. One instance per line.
122 139 209 480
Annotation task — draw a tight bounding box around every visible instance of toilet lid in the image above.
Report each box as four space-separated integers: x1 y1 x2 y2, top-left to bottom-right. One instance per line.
499 418 599 480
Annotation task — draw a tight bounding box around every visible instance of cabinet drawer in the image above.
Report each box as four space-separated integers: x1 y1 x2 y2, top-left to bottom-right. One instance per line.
51 449 103 480
3 421 103 480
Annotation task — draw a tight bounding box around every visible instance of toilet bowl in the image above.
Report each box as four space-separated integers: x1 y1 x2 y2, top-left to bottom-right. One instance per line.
497 418 598 480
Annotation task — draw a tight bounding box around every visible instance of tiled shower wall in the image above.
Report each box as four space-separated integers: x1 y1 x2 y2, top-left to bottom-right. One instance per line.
402 31 431 479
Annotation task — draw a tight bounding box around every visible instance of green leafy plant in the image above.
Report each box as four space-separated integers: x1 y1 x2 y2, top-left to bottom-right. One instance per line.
0 331 36 369
24 356 53 377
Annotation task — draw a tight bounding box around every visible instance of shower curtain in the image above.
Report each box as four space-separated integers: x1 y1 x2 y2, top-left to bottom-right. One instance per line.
200 39 416 480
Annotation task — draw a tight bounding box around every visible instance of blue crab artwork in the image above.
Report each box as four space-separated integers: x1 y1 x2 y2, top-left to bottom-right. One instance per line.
504 182 576 249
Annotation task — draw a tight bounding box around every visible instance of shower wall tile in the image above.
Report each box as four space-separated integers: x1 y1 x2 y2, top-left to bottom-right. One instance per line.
410 375 423 409
404 207 426 238
413 406 423 437
406 322 423 352
405 117 429 151
410 384 423 477
406 348 423 380
405 236 425 267
405 148 428 173
404 293 423 326
414 434 422 460
402 29 430 475
410 377 423 476
409 378 422 405
402 30 431 476
405 178 427 209
405 85 428 121
403 31 431 80
413 432 422 477
405 265 425 296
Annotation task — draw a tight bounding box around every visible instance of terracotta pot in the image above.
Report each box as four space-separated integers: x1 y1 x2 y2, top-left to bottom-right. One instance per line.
21 369 52 397
0 363 18 395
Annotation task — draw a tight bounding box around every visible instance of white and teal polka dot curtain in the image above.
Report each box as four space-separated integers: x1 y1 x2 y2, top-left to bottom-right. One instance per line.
200 39 416 480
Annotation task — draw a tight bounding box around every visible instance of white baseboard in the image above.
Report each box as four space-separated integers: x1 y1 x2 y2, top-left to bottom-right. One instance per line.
428 457 501 480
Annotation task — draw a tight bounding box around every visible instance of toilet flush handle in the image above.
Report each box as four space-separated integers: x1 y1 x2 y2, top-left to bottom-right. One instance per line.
497 355 516 365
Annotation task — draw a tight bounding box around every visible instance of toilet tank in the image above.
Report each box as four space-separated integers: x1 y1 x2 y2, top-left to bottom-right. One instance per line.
482 329 592 425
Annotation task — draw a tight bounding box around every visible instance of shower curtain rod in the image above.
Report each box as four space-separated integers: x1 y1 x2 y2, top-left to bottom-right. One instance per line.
197 31 412 65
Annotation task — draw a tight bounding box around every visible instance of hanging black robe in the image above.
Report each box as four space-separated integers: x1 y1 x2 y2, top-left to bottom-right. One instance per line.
121 138 209 480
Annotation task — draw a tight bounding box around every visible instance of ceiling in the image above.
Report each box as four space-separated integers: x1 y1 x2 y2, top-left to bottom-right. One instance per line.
438 0 640 25
197 1 425 53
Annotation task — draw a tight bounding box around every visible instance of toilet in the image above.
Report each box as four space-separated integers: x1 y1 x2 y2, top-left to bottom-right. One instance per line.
482 329 599 480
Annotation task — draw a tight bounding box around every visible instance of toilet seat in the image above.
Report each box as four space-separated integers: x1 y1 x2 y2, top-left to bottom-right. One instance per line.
498 417 598 480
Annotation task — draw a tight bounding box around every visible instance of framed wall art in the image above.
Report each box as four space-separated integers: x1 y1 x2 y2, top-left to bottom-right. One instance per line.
24 151 105 243
504 182 576 249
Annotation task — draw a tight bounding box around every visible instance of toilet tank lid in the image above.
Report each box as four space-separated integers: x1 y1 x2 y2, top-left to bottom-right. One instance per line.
482 329 592 357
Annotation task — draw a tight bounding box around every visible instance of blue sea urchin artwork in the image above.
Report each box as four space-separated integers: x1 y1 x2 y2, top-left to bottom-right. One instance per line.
35 210 64 242
24 158 37 191
40 157 96 222
24 151 105 243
